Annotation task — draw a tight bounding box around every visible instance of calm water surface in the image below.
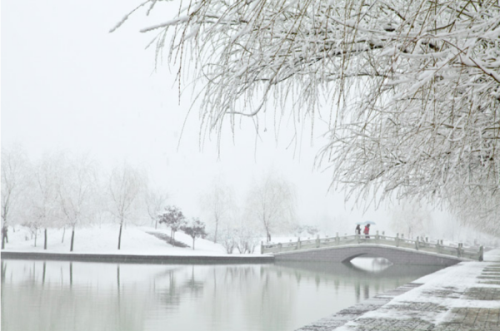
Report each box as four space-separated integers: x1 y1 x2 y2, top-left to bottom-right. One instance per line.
1 259 441 331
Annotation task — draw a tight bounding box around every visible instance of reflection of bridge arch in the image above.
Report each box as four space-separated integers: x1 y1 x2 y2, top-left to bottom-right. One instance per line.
274 245 463 266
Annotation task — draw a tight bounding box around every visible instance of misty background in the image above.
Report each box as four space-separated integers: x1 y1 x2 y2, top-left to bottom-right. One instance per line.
2 0 488 244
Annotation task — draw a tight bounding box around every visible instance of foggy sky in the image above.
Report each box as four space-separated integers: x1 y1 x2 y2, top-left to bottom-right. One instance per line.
2 0 398 231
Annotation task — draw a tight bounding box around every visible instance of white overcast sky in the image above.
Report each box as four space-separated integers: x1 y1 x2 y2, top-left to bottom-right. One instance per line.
1 0 403 232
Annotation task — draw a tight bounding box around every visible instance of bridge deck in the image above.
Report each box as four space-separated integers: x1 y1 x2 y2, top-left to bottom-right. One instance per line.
262 234 483 265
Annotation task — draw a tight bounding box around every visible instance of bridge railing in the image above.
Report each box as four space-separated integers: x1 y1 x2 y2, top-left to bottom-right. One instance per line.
261 232 484 261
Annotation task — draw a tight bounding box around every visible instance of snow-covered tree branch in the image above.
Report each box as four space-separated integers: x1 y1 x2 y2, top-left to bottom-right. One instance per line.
119 0 500 234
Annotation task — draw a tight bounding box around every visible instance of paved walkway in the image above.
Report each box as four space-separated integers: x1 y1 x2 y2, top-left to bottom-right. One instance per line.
297 249 500 331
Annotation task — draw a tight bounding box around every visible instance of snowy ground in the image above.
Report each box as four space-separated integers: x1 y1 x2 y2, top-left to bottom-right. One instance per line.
333 249 500 330
1 224 236 256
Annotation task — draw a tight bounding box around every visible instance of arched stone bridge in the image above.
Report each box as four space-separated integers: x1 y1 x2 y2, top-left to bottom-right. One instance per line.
262 234 483 266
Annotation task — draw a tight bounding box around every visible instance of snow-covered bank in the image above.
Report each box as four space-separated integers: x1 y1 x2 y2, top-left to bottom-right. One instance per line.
1 224 256 256
324 249 500 331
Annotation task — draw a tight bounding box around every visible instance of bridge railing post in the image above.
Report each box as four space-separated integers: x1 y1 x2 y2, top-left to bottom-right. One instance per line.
396 233 400 247
297 237 301 250
415 236 419 250
479 245 484 261
316 235 320 248
336 232 340 245
376 230 379 242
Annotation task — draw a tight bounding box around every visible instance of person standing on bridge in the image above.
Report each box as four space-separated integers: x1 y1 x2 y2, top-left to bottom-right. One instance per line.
364 224 370 239
355 225 361 235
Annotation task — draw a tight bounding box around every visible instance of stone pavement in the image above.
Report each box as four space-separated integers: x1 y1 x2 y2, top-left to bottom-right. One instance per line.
296 249 500 331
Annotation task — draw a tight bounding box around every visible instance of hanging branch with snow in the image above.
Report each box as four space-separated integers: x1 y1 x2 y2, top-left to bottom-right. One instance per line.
116 0 500 234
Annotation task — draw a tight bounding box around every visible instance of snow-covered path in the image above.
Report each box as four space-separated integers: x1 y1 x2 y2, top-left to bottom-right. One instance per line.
298 249 500 331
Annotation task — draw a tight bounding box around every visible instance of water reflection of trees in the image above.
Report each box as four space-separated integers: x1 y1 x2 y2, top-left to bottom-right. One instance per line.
2 260 443 331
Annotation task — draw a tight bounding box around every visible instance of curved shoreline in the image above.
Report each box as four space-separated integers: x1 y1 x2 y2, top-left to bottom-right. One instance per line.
1 251 275 264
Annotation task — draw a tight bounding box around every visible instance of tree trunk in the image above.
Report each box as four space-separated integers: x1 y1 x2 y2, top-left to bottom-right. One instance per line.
42 262 46 285
118 221 123 250
214 222 218 244
192 237 195 250
1 225 6 249
44 228 48 250
61 226 66 243
34 232 37 247
70 227 75 252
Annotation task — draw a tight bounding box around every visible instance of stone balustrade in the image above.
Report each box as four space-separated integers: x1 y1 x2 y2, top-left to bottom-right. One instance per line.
261 231 484 262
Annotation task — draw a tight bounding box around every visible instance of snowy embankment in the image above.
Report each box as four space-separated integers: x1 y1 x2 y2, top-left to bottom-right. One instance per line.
2 224 253 256
332 249 500 330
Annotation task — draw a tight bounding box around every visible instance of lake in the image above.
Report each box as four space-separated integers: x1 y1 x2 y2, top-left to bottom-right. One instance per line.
1 258 442 331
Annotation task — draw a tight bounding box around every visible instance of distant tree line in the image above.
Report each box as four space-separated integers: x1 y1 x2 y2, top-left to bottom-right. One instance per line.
1 146 300 253
1 146 169 251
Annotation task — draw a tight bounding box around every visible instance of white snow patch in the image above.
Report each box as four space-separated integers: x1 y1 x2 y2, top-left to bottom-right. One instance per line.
3 224 254 256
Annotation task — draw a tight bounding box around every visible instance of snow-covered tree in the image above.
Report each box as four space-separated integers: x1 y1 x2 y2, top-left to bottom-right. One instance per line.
109 163 144 250
246 174 296 242
159 205 186 240
118 0 500 234
200 177 235 243
181 218 207 250
28 153 64 249
390 200 432 240
1 146 29 249
58 154 97 251
144 188 168 229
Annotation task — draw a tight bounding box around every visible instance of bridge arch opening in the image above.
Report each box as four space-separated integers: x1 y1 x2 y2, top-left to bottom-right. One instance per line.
346 257 393 273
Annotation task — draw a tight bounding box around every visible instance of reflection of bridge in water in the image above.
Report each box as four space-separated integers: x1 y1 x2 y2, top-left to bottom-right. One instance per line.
263 234 484 266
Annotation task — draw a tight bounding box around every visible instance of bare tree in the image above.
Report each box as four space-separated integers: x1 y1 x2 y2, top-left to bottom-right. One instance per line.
109 163 143 250
390 200 432 240
200 177 234 243
117 0 500 234
1 146 29 249
246 174 297 242
28 152 64 249
58 154 97 252
144 188 168 229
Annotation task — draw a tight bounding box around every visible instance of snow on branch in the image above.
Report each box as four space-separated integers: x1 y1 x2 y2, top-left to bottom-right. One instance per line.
117 0 500 234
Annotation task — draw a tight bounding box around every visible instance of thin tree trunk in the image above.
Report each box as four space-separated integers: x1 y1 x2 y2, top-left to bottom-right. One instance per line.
44 228 48 250
214 222 218 244
118 221 123 250
61 226 66 243
42 262 46 285
34 232 37 247
192 237 195 250
70 226 75 252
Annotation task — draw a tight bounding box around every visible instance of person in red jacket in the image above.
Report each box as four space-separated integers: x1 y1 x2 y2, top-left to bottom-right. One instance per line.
364 224 370 239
